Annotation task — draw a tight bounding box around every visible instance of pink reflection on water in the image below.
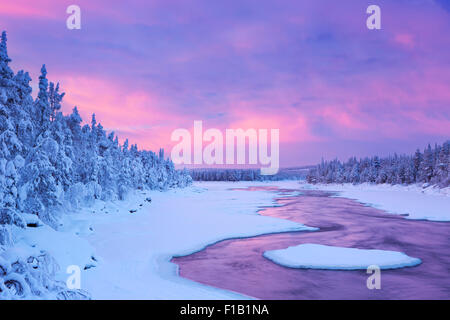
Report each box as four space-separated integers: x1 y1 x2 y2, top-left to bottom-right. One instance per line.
172 187 450 299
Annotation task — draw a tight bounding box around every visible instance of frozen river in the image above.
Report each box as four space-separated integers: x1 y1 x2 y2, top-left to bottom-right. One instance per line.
173 187 450 299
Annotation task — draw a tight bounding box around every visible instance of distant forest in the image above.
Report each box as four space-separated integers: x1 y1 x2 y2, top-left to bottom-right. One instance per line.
306 141 449 187
190 167 309 181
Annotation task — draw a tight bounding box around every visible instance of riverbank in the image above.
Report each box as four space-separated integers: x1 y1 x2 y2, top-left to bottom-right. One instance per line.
306 182 450 221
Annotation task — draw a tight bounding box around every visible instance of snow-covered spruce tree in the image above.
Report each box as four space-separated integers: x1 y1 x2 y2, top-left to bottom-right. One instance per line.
48 82 64 122
0 31 191 299
97 131 120 201
434 142 449 186
419 144 434 183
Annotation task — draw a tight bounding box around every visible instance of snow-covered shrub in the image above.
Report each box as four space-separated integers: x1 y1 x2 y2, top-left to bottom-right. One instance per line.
118 184 129 201
65 182 85 210
0 250 90 299
0 225 12 246
13 154 25 169
3 273 31 298
100 188 117 202
84 181 102 205
0 208 26 228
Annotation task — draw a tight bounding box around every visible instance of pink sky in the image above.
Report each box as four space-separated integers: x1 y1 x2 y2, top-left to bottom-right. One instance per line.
1 0 449 166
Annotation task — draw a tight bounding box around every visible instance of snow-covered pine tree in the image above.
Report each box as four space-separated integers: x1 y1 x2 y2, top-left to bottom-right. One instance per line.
34 65 51 132
48 82 64 122
419 144 434 183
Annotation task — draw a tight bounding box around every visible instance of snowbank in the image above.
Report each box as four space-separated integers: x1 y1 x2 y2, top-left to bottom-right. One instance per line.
306 183 450 222
263 244 421 270
10 181 315 299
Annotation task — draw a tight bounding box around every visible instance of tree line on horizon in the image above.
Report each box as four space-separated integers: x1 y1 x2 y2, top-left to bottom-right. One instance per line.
306 141 449 187
188 140 450 188
189 167 306 181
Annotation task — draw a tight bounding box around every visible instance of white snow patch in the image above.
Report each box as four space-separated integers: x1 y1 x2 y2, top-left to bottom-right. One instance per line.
263 244 421 270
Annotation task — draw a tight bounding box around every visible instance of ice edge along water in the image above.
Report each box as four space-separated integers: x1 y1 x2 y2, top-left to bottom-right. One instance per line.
305 182 450 222
263 243 422 270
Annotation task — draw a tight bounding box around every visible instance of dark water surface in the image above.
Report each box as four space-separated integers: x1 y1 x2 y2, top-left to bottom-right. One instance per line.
172 187 450 299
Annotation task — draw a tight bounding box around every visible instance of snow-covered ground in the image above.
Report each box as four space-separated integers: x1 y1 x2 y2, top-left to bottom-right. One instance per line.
263 244 421 270
9 180 315 299
6 180 449 299
305 183 450 222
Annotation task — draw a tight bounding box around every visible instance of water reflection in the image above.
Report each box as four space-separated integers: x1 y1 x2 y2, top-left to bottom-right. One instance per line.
172 187 450 299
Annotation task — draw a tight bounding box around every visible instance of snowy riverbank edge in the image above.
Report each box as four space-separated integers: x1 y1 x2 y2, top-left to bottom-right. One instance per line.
7 180 315 299
305 182 450 222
